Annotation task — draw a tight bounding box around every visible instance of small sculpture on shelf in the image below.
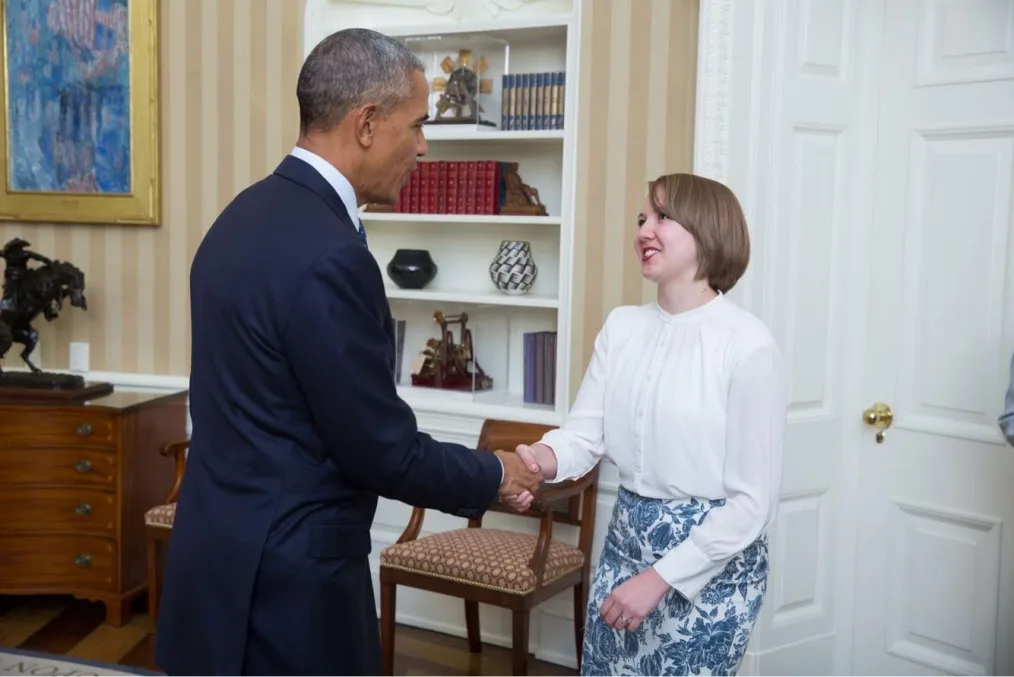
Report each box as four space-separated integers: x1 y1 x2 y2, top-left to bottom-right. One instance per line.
431 49 495 126
387 249 438 290
0 238 94 392
499 162 547 216
410 311 493 392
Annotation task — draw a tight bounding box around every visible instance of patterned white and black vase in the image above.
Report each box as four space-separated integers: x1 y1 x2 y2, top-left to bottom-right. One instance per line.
489 240 538 295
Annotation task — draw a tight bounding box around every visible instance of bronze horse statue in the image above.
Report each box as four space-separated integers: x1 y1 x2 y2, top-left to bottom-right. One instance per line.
0 259 87 374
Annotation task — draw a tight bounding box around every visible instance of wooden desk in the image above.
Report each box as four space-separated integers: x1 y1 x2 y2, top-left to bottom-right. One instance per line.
0 389 188 626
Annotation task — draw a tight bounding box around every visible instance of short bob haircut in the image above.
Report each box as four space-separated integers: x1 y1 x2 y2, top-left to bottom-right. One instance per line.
647 172 750 294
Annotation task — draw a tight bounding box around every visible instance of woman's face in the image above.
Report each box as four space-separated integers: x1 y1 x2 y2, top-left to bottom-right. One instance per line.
634 192 699 284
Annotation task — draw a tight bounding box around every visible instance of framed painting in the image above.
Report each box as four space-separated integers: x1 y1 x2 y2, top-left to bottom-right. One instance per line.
0 0 159 225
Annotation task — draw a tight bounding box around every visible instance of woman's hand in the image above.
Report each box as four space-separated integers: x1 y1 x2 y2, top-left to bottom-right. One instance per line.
516 442 558 480
600 568 671 632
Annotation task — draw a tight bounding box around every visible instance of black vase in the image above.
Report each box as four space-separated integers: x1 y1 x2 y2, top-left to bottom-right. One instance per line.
387 249 438 290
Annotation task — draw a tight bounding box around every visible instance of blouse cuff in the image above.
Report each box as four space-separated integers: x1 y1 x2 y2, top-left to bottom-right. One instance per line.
538 429 575 483
653 538 725 602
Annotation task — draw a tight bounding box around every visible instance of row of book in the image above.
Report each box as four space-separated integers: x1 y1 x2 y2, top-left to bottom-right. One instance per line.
501 71 566 132
391 160 503 215
523 330 557 406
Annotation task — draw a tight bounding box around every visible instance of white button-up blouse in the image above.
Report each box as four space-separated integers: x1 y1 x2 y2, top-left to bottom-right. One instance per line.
539 293 788 601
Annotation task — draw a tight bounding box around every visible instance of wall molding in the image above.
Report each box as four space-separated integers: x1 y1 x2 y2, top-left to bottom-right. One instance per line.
693 0 734 183
85 370 189 392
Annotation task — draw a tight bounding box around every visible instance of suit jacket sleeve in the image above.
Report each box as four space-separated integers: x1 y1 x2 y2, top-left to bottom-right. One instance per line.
283 242 502 513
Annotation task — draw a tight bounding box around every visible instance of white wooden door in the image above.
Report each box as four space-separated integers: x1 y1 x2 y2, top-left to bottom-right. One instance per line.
851 0 1014 674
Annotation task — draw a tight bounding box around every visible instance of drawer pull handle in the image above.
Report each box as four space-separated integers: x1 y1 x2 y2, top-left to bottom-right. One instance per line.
75 502 93 516
74 460 93 473
76 423 93 436
74 553 92 568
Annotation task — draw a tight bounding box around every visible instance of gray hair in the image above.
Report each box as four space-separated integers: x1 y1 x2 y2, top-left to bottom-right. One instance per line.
297 28 424 134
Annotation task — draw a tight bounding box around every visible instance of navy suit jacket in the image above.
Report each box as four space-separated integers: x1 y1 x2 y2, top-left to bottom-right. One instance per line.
155 156 503 675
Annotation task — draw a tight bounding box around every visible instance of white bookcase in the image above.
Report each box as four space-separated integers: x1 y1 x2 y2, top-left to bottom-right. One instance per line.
303 0 582 430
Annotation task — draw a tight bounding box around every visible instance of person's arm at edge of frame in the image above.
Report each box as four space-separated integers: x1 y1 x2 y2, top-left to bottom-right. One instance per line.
999 351 1014 446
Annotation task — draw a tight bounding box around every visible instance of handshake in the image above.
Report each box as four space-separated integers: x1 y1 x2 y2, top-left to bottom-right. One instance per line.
493 443 558 512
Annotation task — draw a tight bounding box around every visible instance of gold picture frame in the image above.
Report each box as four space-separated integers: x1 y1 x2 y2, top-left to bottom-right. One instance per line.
0 0 160 226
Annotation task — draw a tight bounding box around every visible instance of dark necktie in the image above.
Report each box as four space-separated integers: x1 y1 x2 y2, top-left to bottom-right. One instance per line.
358 220 368 248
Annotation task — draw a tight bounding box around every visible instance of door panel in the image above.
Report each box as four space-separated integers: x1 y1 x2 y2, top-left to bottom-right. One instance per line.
753 0 862 667
852 0 1014 674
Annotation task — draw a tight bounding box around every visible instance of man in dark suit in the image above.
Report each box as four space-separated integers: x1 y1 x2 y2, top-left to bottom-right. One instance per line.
155 28 542 676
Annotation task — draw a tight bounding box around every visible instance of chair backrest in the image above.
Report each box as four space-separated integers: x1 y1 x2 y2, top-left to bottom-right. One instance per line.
475 418 599 541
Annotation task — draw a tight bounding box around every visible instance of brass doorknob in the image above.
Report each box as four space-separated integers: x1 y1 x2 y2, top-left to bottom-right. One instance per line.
862 402 894 443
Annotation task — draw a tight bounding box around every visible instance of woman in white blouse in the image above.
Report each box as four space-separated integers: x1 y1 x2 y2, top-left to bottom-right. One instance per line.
507 173 788 675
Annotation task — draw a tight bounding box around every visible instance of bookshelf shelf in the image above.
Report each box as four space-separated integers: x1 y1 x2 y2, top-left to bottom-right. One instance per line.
397 385 558 426
307 0 579 431
421 128 565 142
362 213 561 226
386 288 558 308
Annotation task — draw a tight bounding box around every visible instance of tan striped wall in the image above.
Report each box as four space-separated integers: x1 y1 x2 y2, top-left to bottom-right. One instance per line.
0 0 698 402
570 0 699 399
0 0 303 376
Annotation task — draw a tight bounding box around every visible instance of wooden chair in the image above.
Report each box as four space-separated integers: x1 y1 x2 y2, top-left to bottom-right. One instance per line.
144 439 189 623
379 419 600 675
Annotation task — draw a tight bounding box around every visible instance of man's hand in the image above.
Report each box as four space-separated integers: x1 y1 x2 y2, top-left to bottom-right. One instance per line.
501 443 559 512
494 449 542 511
600 568 671 631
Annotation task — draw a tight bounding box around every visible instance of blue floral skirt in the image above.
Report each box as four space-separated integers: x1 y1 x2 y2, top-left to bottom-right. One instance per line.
581 486 769 676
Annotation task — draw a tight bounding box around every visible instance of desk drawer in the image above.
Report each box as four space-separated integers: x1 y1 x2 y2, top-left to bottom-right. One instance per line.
0 535 116 590
0 488 116 535
1 409 117 449
0 448 116 487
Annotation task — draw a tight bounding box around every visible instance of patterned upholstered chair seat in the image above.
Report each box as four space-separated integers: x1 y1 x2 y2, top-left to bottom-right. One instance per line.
380 527 585 595
145 502 177 529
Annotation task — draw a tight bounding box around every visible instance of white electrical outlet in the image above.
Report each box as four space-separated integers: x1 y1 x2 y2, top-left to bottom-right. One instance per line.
69 342 89 373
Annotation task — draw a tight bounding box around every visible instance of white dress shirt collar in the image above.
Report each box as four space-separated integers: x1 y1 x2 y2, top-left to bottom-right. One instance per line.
289 146 362 231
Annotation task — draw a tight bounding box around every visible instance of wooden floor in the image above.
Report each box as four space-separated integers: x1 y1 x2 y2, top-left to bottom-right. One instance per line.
0 595 576 676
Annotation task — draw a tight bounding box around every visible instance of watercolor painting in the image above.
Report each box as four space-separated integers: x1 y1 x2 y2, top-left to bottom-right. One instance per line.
4 0 131 195
0 0 159 225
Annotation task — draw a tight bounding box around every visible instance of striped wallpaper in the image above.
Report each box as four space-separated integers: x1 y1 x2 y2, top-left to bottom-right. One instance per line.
0 0 304 376
0 0 699 402
569 0 699 399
